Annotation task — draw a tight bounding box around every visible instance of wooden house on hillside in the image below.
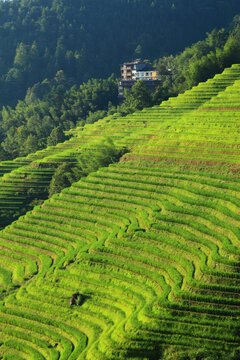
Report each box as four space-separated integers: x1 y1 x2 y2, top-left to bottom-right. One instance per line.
118 59 169 101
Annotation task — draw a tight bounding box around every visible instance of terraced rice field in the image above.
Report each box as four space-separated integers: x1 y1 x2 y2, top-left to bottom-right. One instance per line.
1 64 240 359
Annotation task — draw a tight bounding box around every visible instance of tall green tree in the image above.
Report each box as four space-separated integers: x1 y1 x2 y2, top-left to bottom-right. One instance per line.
0 0 238 107
47 126 67 146
121 81 153 114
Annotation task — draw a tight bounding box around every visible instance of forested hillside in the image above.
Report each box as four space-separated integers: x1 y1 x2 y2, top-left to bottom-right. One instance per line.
1 64 240 359
2 21 240 162
1 0 240 358
0 0 240 106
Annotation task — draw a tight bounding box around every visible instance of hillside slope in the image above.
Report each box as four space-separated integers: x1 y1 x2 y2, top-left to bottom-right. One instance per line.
1 65 240 359
0 64 240 228
1 0 240 106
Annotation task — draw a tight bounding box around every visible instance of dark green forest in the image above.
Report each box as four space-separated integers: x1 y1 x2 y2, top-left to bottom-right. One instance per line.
1 2 240 359
0 0 240 108
2 20 240 161
0 0 240 163
0 75 118 158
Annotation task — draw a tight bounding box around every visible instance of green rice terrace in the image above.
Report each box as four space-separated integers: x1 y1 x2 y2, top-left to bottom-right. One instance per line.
1 64 240 359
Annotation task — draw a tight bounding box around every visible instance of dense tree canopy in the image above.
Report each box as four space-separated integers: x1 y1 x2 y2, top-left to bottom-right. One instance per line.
0 75 118 158
2 20 240 161
0 1 240 161
155 25 240 101
0 0 239 106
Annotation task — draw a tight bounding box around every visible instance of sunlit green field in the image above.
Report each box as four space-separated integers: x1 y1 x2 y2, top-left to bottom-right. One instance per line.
1 65 240 359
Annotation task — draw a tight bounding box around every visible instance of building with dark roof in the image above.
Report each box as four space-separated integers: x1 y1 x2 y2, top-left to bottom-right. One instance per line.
118 59 162 101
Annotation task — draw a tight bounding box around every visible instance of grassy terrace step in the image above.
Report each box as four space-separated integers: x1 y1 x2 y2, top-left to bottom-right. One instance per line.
1 162 240 357
1 64 240 358
123 75 240 174
0 166 56 228
1 64 239 228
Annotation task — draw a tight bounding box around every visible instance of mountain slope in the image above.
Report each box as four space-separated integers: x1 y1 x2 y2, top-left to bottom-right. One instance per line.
0 64 240 228
1 0 240 106
1 65 240 359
